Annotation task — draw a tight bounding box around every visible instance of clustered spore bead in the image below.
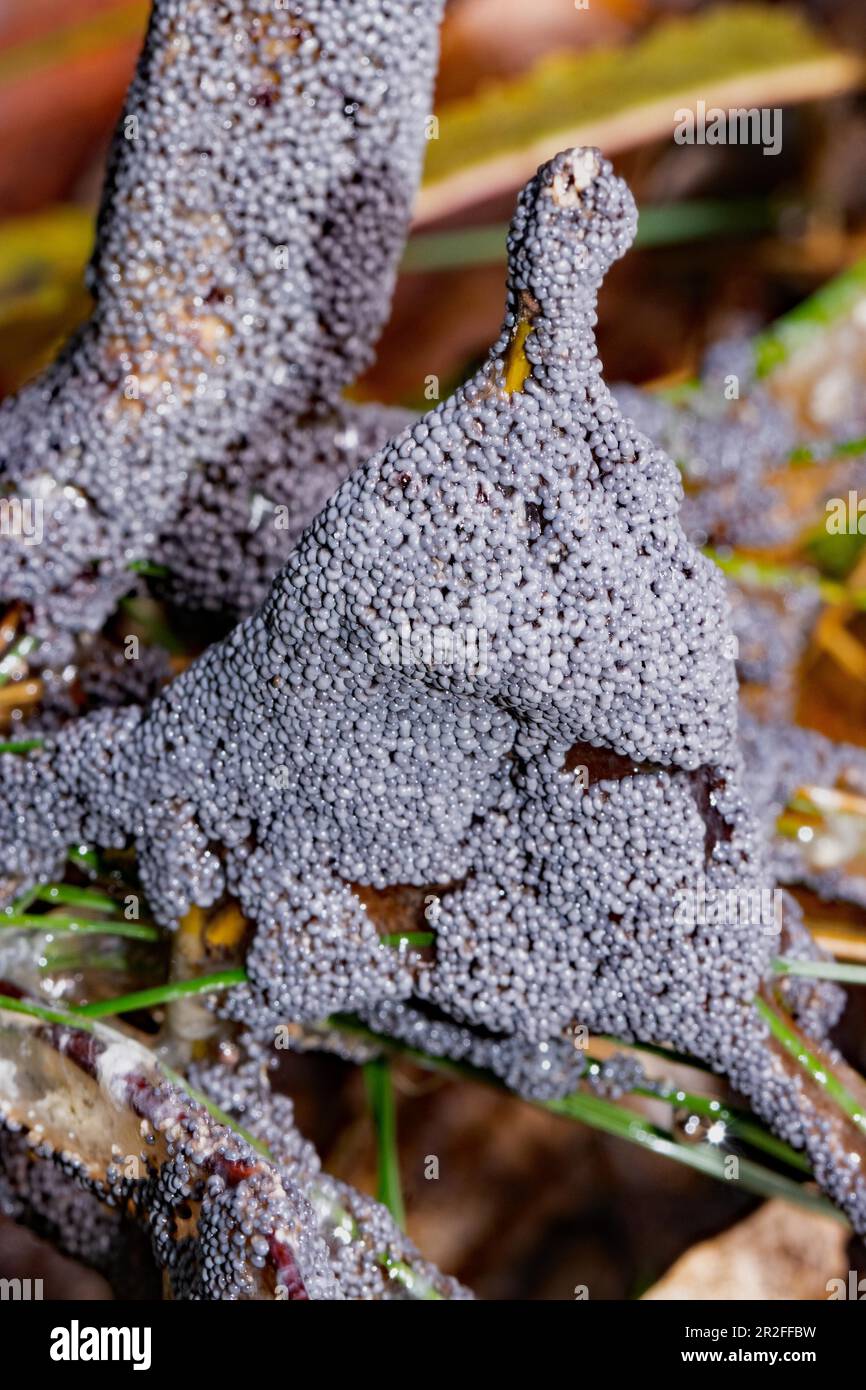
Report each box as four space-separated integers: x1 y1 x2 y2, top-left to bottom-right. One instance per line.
742 713 866 910
0 1130 150 1297
190 1056 470 1300
0 1026 466 1300
0 0 444 634
616 366 798 551
616 344 866 713
154 401 413 615
727 584 820 717
3 149 866 1231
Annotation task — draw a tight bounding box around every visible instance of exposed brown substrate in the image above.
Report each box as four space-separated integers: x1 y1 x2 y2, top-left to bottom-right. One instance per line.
689 767 734 863
348 878 465 960
563 741 734 866
563 740 667 781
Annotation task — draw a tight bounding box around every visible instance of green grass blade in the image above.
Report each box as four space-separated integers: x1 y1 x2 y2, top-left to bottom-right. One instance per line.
363 1056 406 1228
329 1014 829 1216
0 912 159 942
31 883 120 912
634 1076 811 1174
402 200 773 274
74 969 246 1018
545 1088 838 1217
774 956 866 986
0 739 43 755
0 633 39 686
379 931 435 949
756 997 866 1137
754 257 866 377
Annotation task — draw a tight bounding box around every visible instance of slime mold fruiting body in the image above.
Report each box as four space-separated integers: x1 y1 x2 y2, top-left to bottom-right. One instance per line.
154 400 413 616
742 713 866 910
0 0 443 635
0 1007 465 1299
2 149 865 1232
619 347 866 714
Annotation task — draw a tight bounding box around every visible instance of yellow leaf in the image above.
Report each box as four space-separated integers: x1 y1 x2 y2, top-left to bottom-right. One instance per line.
418 5 863 224
0 2 148 86
0 205 93 326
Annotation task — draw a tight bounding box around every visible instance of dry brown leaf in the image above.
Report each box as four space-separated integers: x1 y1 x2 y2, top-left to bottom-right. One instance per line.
643 1199 848 1301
